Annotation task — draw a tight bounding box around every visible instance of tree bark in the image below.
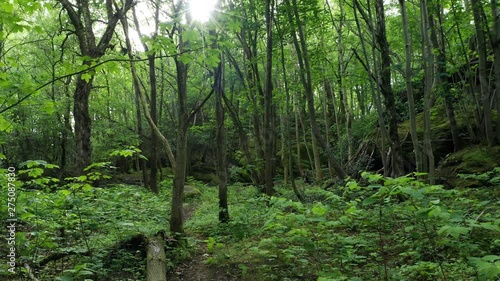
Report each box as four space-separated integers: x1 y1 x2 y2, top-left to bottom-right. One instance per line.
132 4 160 193
146 236 167 281
471 0 494 146
399 0 422 172
374 0 404 177
420 0 436 183
493 0 500 142
57 0 133 173
264 0 275 196
211 26 230 223
427 0 461 152
285 0 346 180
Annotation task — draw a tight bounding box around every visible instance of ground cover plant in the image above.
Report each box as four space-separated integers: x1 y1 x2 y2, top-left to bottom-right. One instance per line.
1 162 499 280
184 174 500 281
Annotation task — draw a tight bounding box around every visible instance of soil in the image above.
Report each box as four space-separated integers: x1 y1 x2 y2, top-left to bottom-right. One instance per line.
167 204 242 281
167 244 240 281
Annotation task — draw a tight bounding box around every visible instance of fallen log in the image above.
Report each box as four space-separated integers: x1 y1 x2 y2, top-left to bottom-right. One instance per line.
146 235 167 281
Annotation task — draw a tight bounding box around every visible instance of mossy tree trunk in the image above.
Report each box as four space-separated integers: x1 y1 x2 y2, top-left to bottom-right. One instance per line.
146 236 167 281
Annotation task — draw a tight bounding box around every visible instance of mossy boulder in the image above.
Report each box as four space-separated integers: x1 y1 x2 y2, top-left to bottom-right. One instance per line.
184 185 202 200
435 145 500 188
397 103 472 165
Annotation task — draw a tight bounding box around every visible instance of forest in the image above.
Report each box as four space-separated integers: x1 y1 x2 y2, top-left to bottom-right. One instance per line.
1 0 499 280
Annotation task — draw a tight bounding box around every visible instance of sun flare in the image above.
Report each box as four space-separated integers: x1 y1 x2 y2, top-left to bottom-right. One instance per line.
188 0 217 23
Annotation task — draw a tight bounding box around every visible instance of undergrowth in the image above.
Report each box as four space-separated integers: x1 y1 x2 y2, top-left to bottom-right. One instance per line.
0 161 180 280
1 160 499 280
186 173 500 281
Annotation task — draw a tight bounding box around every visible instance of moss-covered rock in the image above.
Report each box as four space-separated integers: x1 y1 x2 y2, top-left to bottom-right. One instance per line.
184 185 202 200
435 145 500 188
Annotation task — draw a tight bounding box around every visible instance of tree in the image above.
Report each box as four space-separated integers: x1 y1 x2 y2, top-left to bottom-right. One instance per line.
374 0 404 177
471 0 494 146
57 0 134 172
264 0 276 195
399 0 422 172
284 0 346 180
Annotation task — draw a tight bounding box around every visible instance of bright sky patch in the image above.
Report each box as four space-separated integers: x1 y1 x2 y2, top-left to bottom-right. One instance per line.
188 0 216 23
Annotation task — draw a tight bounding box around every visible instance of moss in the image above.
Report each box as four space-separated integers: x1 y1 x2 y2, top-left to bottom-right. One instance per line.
184 185 202 200
435 146 500 188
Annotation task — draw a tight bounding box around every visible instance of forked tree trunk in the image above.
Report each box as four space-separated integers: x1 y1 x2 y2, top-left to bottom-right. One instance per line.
57 0 133 173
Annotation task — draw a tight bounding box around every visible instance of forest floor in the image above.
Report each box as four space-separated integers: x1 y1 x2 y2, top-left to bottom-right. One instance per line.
167 243 239 281
167 202 242 281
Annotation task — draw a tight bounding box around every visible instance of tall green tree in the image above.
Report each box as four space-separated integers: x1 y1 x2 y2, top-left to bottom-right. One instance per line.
57 0 134 172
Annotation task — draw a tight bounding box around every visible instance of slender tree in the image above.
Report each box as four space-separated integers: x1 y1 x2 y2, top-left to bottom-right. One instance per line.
374 0 404 177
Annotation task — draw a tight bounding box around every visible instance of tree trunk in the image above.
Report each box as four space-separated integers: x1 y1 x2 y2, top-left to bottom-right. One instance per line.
399 0 422 172
427 0 461 152
73 77 93 172
264 0 275 196
285 0 346 180
353 0 389 176
493 0 500 142
374 0 404 177
212 27 230 223
146 236 167 281
57 0 133 173
471 0 494 146
420 0 436 183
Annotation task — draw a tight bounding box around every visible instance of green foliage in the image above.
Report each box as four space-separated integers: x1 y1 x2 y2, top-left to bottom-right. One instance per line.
459 167 500 187
184 174 499 280
0 162 171 280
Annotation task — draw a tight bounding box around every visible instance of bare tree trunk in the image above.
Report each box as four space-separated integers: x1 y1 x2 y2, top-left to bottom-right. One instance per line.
131 4 162 191
375 0 404 177
493 0 500 142
295 100 304 177
285 0 346 179
211 26 230 223
120 15 176 172
399 0 422 172
472 0 494 146
264 0 275 196
427 0 461 152
353 0 389 176
420 0 436 183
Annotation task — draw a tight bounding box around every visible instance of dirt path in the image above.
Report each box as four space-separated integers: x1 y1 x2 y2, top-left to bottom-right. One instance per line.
167 204 241 281
167 245 239 281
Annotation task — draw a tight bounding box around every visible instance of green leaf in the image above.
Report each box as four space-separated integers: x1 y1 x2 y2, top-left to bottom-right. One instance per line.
438 225 469 238
478 223 500 232
228 19 241 33
312 203 327 216
0 115 13 132
178 53 193 64
81 72 92 83
183 29 200 42
363 196 379 206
